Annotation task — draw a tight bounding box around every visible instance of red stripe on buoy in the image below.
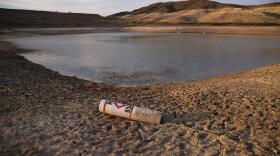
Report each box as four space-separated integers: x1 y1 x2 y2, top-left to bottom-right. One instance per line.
103 100 107 113
114 102 125 109
129 106 134 120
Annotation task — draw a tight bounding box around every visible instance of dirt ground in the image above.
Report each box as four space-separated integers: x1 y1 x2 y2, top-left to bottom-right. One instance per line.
0 37 279 155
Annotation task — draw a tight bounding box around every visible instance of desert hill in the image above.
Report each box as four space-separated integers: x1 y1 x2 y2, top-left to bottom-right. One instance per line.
111 0 280 25
113 0 243 16
1 0 280 28
0 8 119 28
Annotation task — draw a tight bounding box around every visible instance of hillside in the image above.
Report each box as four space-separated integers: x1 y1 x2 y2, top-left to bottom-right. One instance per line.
0 8 120 28
111 0 280 25
1 1 280 28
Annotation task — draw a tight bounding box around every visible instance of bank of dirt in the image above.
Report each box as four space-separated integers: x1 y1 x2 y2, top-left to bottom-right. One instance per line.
0 41 279 155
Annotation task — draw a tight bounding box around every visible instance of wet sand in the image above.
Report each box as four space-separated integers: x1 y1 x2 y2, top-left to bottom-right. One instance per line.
0 37 280 155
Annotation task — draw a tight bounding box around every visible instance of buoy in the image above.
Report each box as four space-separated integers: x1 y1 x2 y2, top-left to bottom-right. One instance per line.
99 99 162 124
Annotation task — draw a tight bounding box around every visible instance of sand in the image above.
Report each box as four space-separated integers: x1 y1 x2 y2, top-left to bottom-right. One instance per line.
0 35 280 155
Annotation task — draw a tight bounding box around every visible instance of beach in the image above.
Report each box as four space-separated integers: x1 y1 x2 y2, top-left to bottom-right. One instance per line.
0 29 280 155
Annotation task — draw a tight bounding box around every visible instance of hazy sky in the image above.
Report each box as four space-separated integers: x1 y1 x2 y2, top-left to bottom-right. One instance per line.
0 0 278 16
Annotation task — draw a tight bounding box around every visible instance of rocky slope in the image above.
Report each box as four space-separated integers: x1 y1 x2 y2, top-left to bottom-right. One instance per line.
111 0 280 25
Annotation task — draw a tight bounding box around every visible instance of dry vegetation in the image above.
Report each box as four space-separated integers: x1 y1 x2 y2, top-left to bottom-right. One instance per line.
1 0 279 28
114 0 280 25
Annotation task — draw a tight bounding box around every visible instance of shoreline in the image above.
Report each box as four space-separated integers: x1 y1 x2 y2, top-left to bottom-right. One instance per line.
1 26 280 39
0 40 280 155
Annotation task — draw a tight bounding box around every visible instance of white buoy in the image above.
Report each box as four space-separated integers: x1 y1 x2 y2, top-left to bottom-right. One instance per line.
99 99 162 124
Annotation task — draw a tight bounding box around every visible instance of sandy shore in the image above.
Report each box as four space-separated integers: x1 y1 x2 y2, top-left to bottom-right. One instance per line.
0 38 280 155
1 26 280 38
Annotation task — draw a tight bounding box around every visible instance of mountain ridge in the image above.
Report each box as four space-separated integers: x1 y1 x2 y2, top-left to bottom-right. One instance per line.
0 8 120 28
1 0 280 28
111 0 280 25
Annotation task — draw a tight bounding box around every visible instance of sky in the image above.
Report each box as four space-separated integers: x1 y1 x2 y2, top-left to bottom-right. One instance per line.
0 0 278 16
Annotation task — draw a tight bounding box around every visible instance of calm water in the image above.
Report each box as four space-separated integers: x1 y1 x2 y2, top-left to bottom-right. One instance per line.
10 33 280 86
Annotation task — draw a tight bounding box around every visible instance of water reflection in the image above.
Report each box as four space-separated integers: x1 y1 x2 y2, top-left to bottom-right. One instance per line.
9 33 280 86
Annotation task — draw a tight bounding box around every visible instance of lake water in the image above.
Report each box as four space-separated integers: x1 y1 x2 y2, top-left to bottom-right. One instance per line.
10 33 280 86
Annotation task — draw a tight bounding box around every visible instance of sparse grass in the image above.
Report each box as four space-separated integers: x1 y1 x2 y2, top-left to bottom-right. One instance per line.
119 5 280 25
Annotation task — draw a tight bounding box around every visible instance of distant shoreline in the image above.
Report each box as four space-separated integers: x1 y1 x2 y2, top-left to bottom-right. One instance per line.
1 26 280 39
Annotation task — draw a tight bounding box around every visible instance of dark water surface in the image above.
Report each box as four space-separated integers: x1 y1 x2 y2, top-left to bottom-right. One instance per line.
10 33 280 86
